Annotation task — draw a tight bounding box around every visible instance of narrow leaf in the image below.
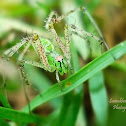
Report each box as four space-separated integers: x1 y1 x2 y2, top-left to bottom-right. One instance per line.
89 71 108 126
0 118 9 126
0 91 12 108
0 107 43 124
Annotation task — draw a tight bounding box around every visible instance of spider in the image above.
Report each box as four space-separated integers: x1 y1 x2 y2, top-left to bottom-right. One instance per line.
3 7 108 91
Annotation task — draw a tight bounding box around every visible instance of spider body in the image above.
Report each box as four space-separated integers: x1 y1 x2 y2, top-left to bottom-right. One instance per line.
39 37 68 75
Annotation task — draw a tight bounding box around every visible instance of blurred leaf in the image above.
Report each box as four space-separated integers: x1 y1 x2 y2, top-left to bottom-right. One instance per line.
111 62 126 73
0 106 43 124
0 4 35 17
89 71 108 126
76 107 87 126
0 16 49 38
37 2 51 14
0 58 18 79
0 118 9 126
22 41 126 113
0 91 12 108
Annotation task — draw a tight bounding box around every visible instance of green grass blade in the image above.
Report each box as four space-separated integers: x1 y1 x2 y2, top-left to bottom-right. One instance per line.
76 107 87 126
0 118 9 126
22 41 126 113
89 71 108 126
0 91 12 108
56 93 73 126
0 106 43 124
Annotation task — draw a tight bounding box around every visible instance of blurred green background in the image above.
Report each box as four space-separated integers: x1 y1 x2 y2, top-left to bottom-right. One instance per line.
0 0 126 126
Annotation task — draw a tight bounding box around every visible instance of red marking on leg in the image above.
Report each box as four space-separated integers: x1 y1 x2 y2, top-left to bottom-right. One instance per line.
40 46 48 67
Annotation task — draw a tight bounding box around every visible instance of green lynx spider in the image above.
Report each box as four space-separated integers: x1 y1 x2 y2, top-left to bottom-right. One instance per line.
3 7 109 91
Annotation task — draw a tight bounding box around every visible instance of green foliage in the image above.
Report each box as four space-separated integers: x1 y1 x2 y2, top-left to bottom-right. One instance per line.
0 0 126 126
0 106 44 124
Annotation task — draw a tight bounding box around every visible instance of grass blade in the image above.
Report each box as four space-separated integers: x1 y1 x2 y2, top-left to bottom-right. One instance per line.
0 91 12 108
0 107 43 124
0 118 9 126
89 71 108 126
22 41 126 113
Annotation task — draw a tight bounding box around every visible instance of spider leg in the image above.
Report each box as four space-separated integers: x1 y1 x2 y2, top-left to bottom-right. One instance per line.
81 7 115 61
22 60 63 91
31 34 50 70
3 38 28 60
23 60 53 72
64 24 73 72
70 27 103 57
19 61 31 114
70 25 102 43
45 12 70 62
71 30 93 56
56 71 63 91
18 40 32 61
19 61 30 85
64 24 70 59
56 7 80 22
70 25 114 58
52 7 113 58
45 11 58 30
81 8 107 47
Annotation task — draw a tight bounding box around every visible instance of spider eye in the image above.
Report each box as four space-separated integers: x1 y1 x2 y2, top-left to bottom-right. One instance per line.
55 55 63 62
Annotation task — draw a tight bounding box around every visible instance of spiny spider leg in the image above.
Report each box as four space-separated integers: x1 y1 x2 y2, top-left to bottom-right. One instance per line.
19 51 32 114
54 7 102 40
81 7 113 54
70 25 102 43
45 11 58 30
18 41 32 61
70 24 115 59
64 24 73 72
3 37 33 113
23 60 63 90
19 61 31 114
71 30 92 55
45 12 70 62
3 39 27 59
51 7 114 57
18 33 51 113
19 61 30 85
56 8 80 21
56 71 63 91
31 34 50 70
64 24 70 60
18 39 33 86
23 60 52 72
